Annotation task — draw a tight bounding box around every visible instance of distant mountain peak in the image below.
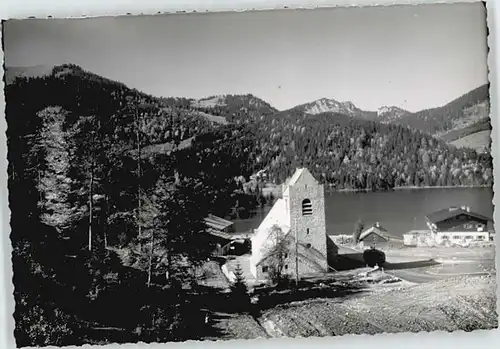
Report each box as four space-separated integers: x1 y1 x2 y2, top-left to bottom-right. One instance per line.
191 93 277 112
300 98 361 116
376 105 410 122
377 105 409 116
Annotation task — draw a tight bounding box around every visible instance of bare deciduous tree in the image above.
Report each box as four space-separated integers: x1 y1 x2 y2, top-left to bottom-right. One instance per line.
263 225 291 285
353 219 365 244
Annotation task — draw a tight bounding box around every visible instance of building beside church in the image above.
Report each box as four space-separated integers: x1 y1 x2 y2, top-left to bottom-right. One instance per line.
425 206 494 244
249 168 337 281
358 222 392 250
403 206 495 246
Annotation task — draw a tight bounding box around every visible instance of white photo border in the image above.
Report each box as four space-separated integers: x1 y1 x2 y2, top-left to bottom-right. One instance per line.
0 1 498 349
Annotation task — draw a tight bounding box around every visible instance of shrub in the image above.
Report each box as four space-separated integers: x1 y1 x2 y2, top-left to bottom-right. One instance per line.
363 248 386 268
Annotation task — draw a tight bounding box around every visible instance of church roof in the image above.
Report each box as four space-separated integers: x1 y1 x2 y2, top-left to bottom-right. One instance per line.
256 198 291 237
256 238 328 272
251 198 291 264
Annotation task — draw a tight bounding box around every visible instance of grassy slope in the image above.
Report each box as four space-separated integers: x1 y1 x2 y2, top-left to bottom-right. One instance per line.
450 130 491 153
440 118 491 142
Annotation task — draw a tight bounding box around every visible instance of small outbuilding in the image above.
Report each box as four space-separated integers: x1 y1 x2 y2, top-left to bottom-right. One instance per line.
358 222 391 250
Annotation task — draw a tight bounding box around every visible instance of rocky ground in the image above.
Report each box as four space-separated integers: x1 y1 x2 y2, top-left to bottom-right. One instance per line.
206 313 270 340
195 243 497 340
207 273 497 339
258 274 497 337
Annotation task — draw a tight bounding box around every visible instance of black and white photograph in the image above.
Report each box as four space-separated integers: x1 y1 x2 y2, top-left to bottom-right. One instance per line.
2 2 497 347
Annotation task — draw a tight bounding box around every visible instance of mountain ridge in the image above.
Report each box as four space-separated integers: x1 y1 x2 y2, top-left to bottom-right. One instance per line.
6 65 488 114
5 63 491 157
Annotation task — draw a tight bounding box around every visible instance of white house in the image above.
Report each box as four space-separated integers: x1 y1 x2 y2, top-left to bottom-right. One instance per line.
426 206 493 244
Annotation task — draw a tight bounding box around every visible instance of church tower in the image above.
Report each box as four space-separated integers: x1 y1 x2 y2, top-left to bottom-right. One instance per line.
283 168 328 275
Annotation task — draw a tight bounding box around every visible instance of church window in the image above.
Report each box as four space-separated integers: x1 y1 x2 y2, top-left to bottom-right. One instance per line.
302 199 313 216
262 266 268 273
306 228 310 235
305 243 312 249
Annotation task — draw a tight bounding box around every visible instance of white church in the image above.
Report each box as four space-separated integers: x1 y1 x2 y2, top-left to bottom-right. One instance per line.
249 168 338 281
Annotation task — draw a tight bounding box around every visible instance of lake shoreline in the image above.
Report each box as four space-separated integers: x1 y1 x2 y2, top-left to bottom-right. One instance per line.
235 187 493 239
392 185 491 191
262 183 491 195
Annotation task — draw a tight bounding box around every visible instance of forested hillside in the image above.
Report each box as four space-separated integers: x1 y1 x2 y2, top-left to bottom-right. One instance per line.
392 84 490 135
276 84 490 142
191 93 279 124
190 101 493 191
5 65 271 346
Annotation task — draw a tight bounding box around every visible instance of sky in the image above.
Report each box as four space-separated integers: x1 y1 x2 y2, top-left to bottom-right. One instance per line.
3 2 489 112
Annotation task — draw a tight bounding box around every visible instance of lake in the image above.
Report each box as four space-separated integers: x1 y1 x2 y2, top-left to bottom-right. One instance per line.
232 187 495 238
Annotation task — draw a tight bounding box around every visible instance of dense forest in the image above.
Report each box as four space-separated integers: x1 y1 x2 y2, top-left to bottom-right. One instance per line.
381 84 490 135
192 96 493 190
5 64 493 346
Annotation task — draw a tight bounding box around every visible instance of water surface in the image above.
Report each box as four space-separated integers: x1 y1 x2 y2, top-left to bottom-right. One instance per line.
233 187 494 238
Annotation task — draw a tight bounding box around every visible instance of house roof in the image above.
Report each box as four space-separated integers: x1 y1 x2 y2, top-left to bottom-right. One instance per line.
204 214 234 231
359 225 389 241
205 228 233 241
426 207 492 224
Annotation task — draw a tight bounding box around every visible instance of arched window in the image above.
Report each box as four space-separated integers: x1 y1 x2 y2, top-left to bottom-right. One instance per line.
302 199 312 216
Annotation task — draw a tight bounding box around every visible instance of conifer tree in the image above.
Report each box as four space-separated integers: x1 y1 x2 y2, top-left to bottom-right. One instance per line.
69 115 104 251
230 262 250 313
37 106 84 233
230 263 248 295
